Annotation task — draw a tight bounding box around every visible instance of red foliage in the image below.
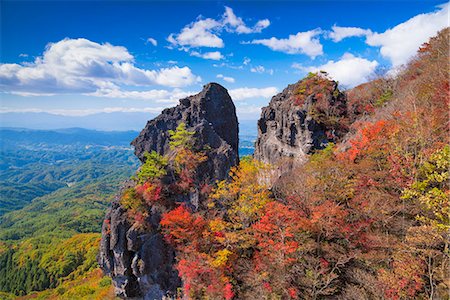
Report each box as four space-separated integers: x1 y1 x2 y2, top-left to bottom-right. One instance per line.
340 120 392 162
176 253 232 299
177 168 195 192
319 257 330 270
308 200 348 239
224 283 234 300
134 211 146 227
135 182 162 204
103 219 111 234
253 201 303 265
160 205 206 248
378 254 425 300
262 282 272 293
177 256 212 295
288 287 298 299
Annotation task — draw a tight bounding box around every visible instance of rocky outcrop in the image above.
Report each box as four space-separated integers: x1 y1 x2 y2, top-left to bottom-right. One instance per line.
254 74 348 172
132 82 239 182
98 83 239 299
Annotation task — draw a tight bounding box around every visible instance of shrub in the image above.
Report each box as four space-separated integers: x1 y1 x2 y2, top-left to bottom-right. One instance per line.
137 151 168 183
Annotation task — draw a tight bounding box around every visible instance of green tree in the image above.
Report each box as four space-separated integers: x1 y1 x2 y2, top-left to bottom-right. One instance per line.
168 123 195 150
137 151 168 183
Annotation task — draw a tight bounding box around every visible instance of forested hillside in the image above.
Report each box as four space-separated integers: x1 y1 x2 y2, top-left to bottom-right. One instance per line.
0 129 140 298
101 29 448 299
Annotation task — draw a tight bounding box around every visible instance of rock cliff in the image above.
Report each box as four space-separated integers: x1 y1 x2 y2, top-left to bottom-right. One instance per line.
254 73 348 172
132 82 239 183
98 83 239 299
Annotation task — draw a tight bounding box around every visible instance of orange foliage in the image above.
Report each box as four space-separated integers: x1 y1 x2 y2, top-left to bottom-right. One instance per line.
340 120 393 162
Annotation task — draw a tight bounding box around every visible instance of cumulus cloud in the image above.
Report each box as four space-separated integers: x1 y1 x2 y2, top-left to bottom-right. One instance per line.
328 25 372 42
217 74 235 83
365 3 448 67
229 87 278 101
295 53 379 88
191 50 224 60
0 38 201 95
167 18 224 48
168 6 270 49
147 37 158 46
248 29 323 58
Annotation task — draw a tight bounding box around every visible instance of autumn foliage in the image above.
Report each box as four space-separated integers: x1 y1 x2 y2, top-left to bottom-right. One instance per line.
119 29 449 299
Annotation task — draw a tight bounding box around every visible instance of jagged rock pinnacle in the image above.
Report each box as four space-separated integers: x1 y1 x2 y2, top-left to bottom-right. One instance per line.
98 83 239 299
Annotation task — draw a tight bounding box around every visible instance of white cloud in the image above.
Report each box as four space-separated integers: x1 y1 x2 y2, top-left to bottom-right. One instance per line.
222 6 270 34
216 74 235 83
365 3 448 67
149 66 201 87
167 18 224 48
0 38 201 95
168 6 270 49
147 37 158 46
191 50 224 60
295 53 379 88
236 105 264 120
328 25 372 42
250 66 264 73
250 65 274 75
212 62 244 70
229 87 278 101
248 29 323 58
243 57 251 65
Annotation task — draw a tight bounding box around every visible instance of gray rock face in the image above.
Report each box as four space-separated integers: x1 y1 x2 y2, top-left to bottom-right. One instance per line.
98 83 239 299
254 76 348 172
131 82 239 182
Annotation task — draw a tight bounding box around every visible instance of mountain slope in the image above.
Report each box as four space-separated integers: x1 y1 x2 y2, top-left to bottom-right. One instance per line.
125 29 449 299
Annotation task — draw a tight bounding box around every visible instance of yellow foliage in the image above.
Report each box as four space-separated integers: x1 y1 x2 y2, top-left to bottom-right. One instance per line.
209 219 227 232
402 145 450 232
211 159 271 227
211 249 232 268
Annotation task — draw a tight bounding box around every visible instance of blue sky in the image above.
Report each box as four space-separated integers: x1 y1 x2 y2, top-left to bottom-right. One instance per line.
0 0 448 122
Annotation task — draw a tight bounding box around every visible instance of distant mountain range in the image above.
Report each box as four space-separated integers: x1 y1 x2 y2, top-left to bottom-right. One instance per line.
0 112 156 131
0 112 259 132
